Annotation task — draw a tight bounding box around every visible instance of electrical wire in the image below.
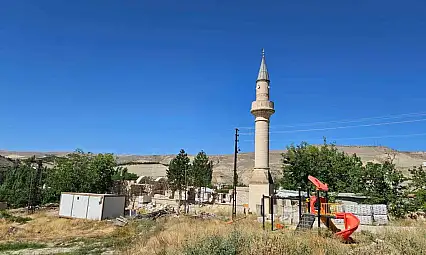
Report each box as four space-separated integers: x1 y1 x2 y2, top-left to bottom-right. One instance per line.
242 132 426 143
239 118 426 135
238 111 426 130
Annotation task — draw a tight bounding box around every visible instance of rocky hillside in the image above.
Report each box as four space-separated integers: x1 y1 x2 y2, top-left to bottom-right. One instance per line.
1 146 425 185
0 155 14 169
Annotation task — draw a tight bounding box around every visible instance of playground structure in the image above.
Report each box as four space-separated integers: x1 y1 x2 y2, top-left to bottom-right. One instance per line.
261 175 360 242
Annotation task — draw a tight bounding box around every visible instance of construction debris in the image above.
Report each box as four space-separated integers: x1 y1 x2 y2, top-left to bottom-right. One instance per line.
112 216 128 227
191 211 217 220
136 208 174 220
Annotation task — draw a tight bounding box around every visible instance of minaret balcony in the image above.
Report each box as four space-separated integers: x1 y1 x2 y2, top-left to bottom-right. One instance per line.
250 101 275 116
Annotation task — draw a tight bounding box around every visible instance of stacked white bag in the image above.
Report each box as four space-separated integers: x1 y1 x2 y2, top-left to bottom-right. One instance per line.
343 204 373 225
357 204 373 225
372 204 388 225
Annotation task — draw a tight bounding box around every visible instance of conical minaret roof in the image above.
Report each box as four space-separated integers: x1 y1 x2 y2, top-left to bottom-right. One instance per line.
257 49 269 81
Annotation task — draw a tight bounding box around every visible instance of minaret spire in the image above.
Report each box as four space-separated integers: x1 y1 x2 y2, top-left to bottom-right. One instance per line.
257 48 269 81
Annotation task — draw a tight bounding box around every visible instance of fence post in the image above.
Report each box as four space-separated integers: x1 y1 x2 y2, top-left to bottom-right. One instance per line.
317 190 321 233
262 195 265 230
298 187 302 221
271 195 274 231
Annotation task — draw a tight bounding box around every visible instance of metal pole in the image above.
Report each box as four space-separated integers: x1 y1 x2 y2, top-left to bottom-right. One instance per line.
184 166 187 214
262 195 265 230
307 187 311 213
317 190 321 233
232 128 239 220
298 187 302 221
325 191 330 227
271 195 274 231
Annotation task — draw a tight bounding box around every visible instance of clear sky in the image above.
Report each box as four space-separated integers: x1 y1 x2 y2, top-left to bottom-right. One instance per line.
1 0 426 155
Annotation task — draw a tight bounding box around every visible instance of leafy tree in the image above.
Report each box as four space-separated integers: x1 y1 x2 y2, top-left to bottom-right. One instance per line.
0 155 15 185
190 150 213 202
280 139 364 192
361 160 407 217
112 166 138 181
43 149 118 203
407 165 426 212
279 140 408 217
0 158 47 208
166 149 191 211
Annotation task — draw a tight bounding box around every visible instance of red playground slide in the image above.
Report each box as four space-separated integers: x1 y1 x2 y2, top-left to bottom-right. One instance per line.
308 175 329 191
334 212 360 241
307 175 360 241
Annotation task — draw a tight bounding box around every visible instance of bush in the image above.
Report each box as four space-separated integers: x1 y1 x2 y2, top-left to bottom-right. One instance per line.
182 230 249 255
0 242 47 252
0 210 32 224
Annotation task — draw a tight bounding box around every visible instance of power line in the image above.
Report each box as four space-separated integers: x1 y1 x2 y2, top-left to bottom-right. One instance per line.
242 132 426 143
240 118 426 135
238 111 426 130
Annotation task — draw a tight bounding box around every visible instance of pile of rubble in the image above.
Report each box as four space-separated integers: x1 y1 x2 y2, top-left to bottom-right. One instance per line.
191 211 217 220
112 216 128 227
133 202 176 213
136 208 175 220
113 206 175 227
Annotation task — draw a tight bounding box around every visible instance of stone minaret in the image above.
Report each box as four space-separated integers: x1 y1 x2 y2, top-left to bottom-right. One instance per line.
249 49 275 214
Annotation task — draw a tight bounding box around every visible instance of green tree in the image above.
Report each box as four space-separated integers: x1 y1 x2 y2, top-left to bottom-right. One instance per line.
0 155 15 185
280 139 364 192
166 149 191 211
407 165 426 212
191 150 213 202
279 140 408 217
0 158 47 208
43 149 118 203
361 160 407 217
112 166 138 181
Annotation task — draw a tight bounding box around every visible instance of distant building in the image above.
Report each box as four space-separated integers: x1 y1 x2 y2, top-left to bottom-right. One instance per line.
423 162 426 167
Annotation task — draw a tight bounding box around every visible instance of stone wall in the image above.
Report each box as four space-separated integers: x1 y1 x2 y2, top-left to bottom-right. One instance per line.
236 187 249 206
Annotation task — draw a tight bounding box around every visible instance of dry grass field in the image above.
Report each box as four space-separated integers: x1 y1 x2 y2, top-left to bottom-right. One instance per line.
1 209 426 255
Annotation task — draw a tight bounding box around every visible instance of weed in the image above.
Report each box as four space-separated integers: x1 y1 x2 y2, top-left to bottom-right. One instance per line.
0 210 32 224
182 230 249 255
0 241 47 251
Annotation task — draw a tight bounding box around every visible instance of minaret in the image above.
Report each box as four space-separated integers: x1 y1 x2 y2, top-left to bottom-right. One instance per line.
249 49 275 214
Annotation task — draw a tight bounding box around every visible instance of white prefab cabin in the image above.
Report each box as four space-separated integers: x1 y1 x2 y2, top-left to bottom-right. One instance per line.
59 192 125 220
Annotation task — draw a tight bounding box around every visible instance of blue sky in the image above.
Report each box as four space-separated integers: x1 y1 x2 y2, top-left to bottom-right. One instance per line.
1 0 425 155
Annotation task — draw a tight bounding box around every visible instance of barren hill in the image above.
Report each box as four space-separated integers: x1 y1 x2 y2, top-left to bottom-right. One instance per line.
1 146 425 185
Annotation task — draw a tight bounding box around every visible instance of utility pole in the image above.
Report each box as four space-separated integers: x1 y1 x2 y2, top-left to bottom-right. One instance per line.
232 128 239 221
184 165 187 214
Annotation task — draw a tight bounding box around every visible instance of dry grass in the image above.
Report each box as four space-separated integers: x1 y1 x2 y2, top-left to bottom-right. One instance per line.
121 216 426 255
388 218 426 227
2 210 426 254
0 211 115 243
122 216 343 255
